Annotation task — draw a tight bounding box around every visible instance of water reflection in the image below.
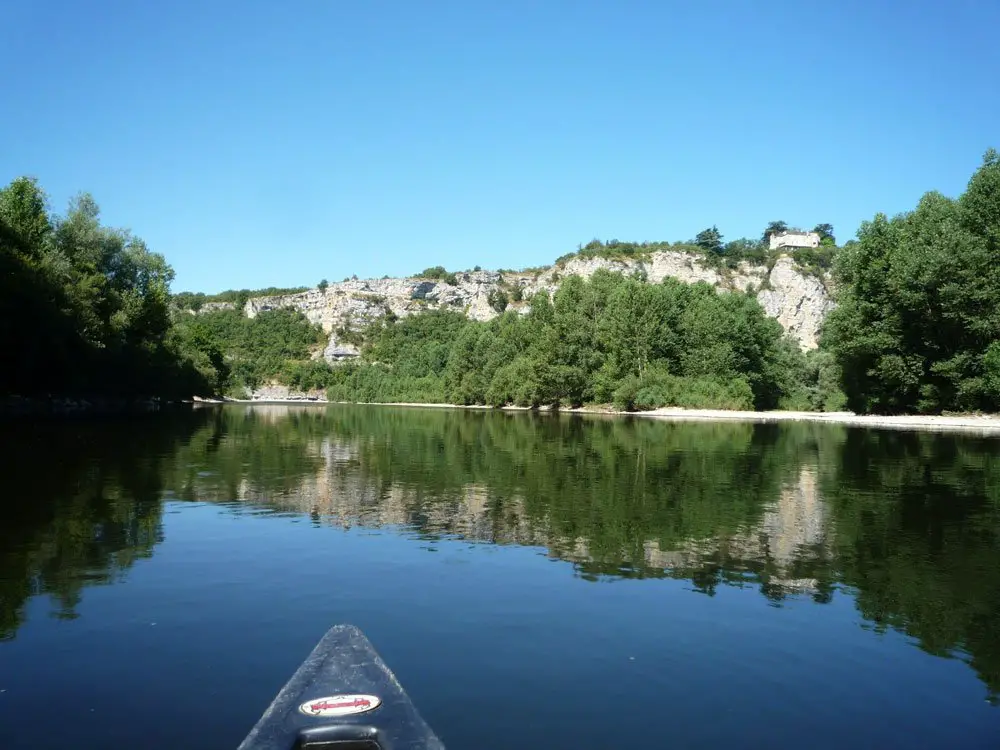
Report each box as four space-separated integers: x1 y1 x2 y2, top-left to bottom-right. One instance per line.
0 410 209 639
193 407 841 602
1 404 998 701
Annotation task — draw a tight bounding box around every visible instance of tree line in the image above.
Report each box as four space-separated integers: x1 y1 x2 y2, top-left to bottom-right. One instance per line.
0 178 210 398
171 306 326 396
3 148 998 414
171 286 309 312
0 177 327 401
314 273 844 410
824 149 1000 413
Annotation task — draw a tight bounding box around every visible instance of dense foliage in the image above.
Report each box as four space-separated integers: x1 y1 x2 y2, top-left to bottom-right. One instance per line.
319 271 844 410
171 286 309 312
0 178 210 398
0 175 332 400
171 307 326 396
416 265 458 285
824 150 1000 414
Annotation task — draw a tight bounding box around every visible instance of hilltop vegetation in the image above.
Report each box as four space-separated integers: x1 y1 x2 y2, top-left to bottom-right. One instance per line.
553 223 838 275
170 221 839 312
171 287 309 312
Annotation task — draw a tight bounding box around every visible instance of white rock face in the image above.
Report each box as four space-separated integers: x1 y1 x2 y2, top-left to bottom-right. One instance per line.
645 252 722 285
757 257 836 350
518 251 722 291
235 252 833 359
243 383 325 401
323 337 361 362
729 262 770 293
198 301 236 314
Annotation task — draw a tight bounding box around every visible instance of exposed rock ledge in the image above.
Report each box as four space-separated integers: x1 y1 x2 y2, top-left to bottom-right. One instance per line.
243 384 326 402
234 251 834 363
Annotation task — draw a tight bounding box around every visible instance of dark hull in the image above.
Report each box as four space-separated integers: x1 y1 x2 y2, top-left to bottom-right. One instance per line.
238 624 445 749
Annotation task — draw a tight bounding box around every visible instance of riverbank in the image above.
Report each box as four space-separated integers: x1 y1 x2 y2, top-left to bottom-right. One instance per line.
216 397 1000 435
638 407 1000 434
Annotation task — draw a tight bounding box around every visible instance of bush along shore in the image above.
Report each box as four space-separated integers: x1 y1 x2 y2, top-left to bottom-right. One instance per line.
3 149 999 417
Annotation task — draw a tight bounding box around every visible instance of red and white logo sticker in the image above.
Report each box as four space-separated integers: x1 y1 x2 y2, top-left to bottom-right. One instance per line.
299 694 381 717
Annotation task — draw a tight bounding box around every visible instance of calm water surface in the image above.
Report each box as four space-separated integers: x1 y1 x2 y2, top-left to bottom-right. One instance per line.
1 405 998 749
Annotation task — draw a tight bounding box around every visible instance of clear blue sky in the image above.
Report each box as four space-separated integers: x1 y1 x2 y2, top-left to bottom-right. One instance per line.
3 0 998 293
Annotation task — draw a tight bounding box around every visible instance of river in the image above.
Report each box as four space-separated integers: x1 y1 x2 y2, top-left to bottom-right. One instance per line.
1 405 998 749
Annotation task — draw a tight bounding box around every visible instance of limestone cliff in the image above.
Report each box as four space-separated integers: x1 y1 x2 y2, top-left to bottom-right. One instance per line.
238 251 834 362
756 257 835 350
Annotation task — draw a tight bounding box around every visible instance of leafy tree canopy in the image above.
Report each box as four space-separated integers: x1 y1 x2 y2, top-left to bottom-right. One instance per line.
824 150 1000 414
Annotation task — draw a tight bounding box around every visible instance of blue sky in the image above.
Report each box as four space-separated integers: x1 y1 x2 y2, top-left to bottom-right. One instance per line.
3 0 998 293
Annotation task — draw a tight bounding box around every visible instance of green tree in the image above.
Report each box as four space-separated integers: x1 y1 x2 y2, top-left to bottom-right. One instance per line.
762 220 788 243
694 226 724 255
824 151 1000 414
0 177 51 264
444 325 495 404
722 238 767 264
417 266 458 284
813 223 836 245
0 178 211 398
984 341 1000 401
487 287 509 313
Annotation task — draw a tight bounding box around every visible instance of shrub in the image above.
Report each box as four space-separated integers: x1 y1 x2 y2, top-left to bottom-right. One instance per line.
612 368 754 412
487 288 509 313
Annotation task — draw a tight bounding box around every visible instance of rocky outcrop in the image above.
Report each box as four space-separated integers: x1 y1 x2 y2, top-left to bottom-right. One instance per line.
199 301 236 314
244 271 504 334
243 383 326 402
240 252 833 361
323 336 361 362
757 257 835 350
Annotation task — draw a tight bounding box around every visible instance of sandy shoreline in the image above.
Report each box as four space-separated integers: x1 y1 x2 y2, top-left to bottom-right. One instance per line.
201 397 1000 435
638 407 1000 433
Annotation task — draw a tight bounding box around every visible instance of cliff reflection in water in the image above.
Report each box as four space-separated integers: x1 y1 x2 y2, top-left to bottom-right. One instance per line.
201 407 836 598
1 404 999 701
182 405 1000 700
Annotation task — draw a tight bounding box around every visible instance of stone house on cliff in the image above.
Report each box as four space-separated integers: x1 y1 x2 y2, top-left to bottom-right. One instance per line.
769 230 821 252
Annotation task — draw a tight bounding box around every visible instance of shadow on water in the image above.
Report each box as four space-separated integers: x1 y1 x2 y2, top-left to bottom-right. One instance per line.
1 404 999 701
0 408 211 639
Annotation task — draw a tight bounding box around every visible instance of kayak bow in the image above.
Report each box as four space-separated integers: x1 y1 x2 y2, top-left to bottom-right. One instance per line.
238 624 445 749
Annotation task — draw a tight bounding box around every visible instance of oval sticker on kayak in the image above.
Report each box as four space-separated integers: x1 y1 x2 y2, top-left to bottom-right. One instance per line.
299 694 381 717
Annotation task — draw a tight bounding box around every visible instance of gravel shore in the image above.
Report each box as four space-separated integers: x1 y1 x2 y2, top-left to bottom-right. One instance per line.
217 398 1000 435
